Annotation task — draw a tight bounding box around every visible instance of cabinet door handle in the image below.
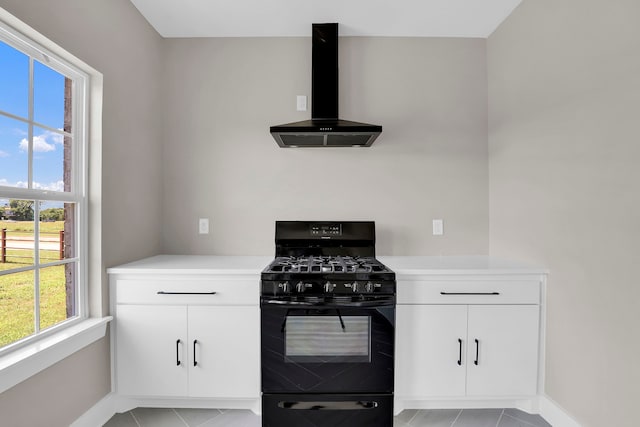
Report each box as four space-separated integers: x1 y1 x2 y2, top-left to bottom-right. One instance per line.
458 339 463 366
440 292 500 296
176 339 181 366
474 339 479 365
193 340 198 367
157 291 217 295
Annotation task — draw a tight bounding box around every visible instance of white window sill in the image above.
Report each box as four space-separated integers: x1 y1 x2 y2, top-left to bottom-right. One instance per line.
0 317 112 394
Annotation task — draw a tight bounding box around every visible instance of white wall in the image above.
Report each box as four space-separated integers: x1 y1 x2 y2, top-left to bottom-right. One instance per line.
488 1 640 426
161 37 489 256
0 1 163 425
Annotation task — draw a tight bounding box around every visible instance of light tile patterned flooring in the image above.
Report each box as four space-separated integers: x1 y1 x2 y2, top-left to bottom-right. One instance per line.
103 407 552 427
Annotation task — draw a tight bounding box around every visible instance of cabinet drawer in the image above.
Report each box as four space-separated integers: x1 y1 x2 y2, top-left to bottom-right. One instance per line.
398 280 540 305
115 279 258 305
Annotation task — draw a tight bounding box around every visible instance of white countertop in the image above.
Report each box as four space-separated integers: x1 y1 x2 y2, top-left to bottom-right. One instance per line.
378 256 547 275
106 255 273 275
107 254 546 276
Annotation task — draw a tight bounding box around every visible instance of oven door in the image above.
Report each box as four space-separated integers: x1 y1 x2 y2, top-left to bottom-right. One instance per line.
261 296 395 393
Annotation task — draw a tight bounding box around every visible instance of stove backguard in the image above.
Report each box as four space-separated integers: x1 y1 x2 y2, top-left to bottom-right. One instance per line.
275 221 376 258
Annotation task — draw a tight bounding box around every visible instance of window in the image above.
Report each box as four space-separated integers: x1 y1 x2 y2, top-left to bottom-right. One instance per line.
0 22 87 353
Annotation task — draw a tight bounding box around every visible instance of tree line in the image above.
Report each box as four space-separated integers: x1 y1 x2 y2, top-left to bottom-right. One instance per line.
0 200 65 221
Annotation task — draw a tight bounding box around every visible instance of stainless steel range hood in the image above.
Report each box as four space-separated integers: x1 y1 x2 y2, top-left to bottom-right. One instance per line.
270 23 382 148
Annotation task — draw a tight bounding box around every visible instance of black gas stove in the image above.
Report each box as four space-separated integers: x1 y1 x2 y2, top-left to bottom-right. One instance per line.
260 221 396 427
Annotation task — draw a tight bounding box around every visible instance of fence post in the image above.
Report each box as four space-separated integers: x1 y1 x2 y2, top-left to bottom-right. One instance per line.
59 230 65 260
1 228 6 263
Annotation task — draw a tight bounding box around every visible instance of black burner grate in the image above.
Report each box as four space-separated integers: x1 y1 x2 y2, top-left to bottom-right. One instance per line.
265 255 391 274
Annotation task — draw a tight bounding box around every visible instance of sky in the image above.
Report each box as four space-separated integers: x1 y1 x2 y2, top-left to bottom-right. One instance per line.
0 39 67 194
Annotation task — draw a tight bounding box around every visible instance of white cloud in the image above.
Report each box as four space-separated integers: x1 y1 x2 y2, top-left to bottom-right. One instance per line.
50 130 64 145
0 179 25 188
0 150 9 158
18 130 64 153
19 135 56 152
0 179 64 192
33 180 65 192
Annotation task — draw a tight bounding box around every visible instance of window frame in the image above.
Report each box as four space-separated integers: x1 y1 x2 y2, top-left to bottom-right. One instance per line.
0 19 89 355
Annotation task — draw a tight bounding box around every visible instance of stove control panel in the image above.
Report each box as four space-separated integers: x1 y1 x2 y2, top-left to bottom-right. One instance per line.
263 280 394 296
310 223 342 237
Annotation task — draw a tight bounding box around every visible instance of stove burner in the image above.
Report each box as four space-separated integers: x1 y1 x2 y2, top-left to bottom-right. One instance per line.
265 255 391 274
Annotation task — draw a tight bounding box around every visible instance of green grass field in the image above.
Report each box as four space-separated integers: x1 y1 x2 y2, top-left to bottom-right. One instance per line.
0 220 68 348
0 220 64 234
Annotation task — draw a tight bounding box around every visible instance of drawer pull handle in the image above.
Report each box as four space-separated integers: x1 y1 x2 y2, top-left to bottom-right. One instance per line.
474 339 480 365
176 339 181 366
458 338 463 366
440 292 500 296
157 291 217 295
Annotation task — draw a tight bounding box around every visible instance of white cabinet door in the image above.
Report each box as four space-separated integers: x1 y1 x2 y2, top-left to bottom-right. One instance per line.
466 305 539 397
116 305 188 396
188 306 260 398
396 305 467 397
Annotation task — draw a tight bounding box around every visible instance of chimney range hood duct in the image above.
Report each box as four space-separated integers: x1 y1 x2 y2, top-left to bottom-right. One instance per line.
270 23 382 148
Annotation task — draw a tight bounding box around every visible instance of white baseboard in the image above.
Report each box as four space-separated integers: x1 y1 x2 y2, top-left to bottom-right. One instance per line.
71 393 262 426
113 395 261 415
70 393 116 427
539 395 582 427
396 397 538 413
73 393 581 427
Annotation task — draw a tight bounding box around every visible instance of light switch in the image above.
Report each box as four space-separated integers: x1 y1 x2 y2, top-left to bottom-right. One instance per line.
199 218 209 234
432 219 444 236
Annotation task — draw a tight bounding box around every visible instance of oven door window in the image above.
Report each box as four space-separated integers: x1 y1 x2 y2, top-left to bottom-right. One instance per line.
285 315 371 363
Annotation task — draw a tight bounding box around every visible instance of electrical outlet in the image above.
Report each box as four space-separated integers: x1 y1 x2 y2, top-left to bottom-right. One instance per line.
198 218 209 235
432 219 444 236
296 95 307 111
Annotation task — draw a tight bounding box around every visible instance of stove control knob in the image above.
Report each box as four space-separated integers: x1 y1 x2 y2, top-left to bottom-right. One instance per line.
324 282 335 293
296 281 306 293
278 282 290 294
351 282 359 293
365 281 375 293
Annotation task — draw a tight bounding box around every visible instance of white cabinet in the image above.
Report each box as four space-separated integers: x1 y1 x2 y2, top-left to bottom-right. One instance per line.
396 277 542 402
112 278 260 400
466 305 539 396
116 305 188 396
396 305 467 397
188 305 260 398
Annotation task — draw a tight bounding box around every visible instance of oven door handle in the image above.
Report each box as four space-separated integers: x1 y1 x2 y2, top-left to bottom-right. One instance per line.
278 400 379 410
263 299 395 308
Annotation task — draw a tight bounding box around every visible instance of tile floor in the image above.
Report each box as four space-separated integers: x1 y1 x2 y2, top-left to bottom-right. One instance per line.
103 407 552 427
